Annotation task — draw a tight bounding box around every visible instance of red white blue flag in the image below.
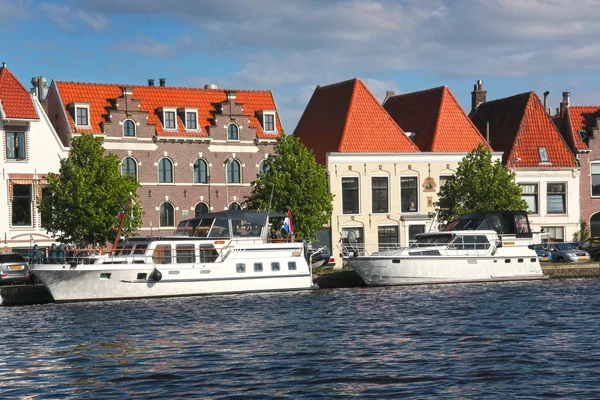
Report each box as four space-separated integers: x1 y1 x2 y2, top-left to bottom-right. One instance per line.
283 208 294 235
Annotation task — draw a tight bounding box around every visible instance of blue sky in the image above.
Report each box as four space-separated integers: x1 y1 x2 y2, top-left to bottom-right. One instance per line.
2 0 600 132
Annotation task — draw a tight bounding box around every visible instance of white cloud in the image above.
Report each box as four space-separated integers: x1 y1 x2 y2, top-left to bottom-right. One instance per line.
114 35 175 58
41 2 109 32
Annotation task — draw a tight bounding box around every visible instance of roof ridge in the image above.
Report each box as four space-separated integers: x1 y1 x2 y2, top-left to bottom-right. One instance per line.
429 87 446 150
314 78 359 91
388 85 446 100
443 86 490 150
55 81 272 93
339 80 359 150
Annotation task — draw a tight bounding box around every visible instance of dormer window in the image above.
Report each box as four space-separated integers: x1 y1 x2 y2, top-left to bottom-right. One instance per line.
538 147 549 163
257 110 277 134
70 102 91 128
178 107 199 131
164 110 176 130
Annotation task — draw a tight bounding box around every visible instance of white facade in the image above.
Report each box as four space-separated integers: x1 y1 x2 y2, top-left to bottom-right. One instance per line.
515 168 581 242
1 96 69 252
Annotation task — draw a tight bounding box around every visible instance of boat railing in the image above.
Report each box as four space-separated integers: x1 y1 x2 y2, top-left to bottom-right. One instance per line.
342 240 494 257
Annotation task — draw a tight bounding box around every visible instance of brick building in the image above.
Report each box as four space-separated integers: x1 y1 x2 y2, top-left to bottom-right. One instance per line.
45 80 282 235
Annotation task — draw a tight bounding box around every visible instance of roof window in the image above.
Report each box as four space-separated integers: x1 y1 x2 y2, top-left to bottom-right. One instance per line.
538 147 549 163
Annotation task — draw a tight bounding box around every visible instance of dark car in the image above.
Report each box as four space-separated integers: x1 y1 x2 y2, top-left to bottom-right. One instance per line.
0 253 31 285
580 237 600 262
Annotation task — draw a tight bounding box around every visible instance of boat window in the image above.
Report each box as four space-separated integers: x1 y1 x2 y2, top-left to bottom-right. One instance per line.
254 262 263 272
176 245 195 263
208 218 230 238
288 261 297 271
232 219 263 238
236 263 246 273
199 244 218 263
454 235 490 250
271 262 280 271
153 244 172 264
116 243 132 256
175 220 190 235
193 218 214 238
133 243 148 255
413 234 454 245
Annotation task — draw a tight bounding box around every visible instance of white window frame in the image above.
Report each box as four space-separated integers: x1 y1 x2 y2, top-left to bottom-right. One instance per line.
591 162 600 198
263 112 276 133
227 123 239 141
341 175 360 215
438 175 454 189
519 182 539 215
179 107 199 131
400 175 419 213
544 226 565 242
158 157 175 184
538 147 550 163
371 175 389 214
73 103 91 128
162 108 177 131
121 156 138 181
547 182 567 214
122 119 136 137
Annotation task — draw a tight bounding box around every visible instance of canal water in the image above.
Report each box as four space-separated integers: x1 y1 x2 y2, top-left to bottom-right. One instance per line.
1 278 600 399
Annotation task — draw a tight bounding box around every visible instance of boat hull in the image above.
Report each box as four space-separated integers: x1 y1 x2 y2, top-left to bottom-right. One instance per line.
347 255 545 286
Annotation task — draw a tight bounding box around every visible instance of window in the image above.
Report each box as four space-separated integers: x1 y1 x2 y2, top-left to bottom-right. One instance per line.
160 202 175 227
158 158 173 183
401 176 418 212
271 262 280 271
408 225 426 245
592 163 600 197
6 132 26 160
123 120 136 137
186 112 197 130
121 157 137 180
12 184 32 226
288 261 297 271
371 177 389 213
229 202 242 210
227 160 241 183
538 147 549 163
545 226 564 242
164 111 176 130
193 159 208 184
263 114 275 132
439 175 453 188
194 202 209 217
254 262 263 272
520 183 538 214
153 245 172 264
378 226 399 250
259 160 270 175
342 177 359 214
76 107 88 126
176 244 195 263
547 183 566 214
227 124 239 140
236 263 246 273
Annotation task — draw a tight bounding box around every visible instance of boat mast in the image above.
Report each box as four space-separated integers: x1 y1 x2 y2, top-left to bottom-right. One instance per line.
111 193 133 255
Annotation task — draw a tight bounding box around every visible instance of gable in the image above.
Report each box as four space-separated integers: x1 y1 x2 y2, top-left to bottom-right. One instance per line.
0 66 38 120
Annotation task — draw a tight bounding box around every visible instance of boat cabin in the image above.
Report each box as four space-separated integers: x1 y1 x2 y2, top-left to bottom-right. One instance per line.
444 211 532 238
174 210 287 239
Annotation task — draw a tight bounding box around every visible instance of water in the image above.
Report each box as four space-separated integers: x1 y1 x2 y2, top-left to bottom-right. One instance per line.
2 279 600 399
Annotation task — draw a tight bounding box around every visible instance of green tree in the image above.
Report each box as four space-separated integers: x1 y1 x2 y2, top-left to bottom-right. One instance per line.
245 134 333 240
572 219 589 242
40 134 143 246
435 144 528 223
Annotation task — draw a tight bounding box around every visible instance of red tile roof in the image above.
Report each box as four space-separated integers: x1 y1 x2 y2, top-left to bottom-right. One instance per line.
53 82 283 138
564 106 600 151
470 92 576 168
0 65 38 120
384 86 490 152
294 78 419 164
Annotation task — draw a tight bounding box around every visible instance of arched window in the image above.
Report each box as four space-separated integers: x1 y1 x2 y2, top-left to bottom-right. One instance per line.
158 158 173 183
227 123 239 140
194 202 209 217
193 159 208 184
159 202 175 227
259 160 270 175
123 120 136 137
121 157 137 180
227 159 241 183
229 202 242 210
591 212 600 238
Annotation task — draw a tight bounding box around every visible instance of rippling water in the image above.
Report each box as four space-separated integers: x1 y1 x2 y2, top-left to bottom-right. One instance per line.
2 278 600 399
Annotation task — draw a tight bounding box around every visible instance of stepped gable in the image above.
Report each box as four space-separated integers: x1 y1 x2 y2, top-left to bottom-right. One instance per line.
54 81 283 138
384 86 489 152
294 78 419 165
0 64 38 120
470 92 576 168
564 106 600 151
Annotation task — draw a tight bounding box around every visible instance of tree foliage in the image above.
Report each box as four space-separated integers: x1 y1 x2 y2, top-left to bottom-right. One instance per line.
40 134 143 246
572 219 589 242
435 144 528 223
245 134 333 240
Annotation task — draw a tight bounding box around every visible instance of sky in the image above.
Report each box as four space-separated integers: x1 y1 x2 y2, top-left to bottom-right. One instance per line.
2 0 600 132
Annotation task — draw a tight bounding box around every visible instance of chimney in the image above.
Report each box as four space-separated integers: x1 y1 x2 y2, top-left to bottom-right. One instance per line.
30 76 47 99
226 90 237 101
560 91 570 118
204 84 218 89
1 62 5 68
122 86 133 97
159 78 166 87
383 90 396 105
148 79 155 87
543 91 550 113
470 79 487 113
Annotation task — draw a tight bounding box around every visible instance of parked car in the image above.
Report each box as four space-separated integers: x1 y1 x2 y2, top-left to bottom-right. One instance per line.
529 245 552 264
0 252 31 284
579 237 600 262
546 243 590 263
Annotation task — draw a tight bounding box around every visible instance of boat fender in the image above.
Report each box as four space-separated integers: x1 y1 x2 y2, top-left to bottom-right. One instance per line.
150 268 162 282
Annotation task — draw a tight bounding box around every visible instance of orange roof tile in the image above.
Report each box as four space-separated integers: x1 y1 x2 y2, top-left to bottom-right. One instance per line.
54 82 283 138
565 106 600 150
0 65 38 120
471 92 576 168
384 86 489 152
294 78 419 164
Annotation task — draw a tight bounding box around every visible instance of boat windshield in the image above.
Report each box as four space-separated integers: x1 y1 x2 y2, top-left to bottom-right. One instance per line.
192 219 214 237
208 218 231 238
411 234 454 246
232 218 263 238
449 218 496 231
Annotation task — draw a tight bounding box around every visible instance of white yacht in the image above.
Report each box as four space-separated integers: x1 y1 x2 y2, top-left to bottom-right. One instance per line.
30 210 315 302
344 211 546 286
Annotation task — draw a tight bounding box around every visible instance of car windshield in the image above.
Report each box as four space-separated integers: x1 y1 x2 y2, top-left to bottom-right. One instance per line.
0 253 26 263
555 243 576 250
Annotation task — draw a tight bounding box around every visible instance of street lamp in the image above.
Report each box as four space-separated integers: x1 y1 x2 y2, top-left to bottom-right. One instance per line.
223 157 234 210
